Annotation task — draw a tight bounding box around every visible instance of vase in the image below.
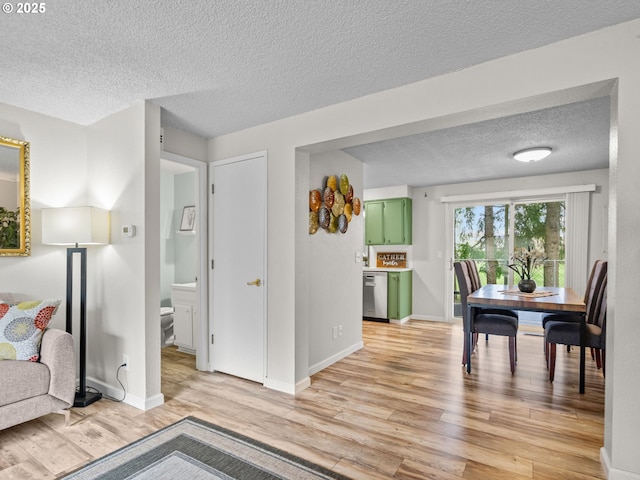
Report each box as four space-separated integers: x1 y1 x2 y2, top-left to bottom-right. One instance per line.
518 279 536 293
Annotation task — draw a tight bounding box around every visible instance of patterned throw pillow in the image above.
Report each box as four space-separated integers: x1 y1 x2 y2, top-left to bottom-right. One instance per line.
0 299 61 361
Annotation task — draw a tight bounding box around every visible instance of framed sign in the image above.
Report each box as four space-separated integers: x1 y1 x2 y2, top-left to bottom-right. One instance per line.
180 206 196 231
376 252 407 268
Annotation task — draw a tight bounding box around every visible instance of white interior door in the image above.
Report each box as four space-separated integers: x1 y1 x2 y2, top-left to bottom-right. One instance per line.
210 152 266 383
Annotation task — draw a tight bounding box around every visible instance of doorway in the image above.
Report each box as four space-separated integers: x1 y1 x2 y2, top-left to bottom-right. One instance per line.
160 152 209 372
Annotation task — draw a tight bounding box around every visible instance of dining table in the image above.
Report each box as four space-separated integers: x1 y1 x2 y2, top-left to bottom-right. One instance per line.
465 284 587 393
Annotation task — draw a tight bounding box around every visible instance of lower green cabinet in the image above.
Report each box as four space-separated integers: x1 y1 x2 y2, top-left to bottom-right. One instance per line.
388 270 412 321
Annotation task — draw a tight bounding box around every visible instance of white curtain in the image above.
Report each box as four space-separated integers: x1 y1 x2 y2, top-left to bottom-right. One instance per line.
564 191 591 297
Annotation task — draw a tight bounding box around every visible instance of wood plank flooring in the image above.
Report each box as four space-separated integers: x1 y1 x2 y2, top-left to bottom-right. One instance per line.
0 320 606 479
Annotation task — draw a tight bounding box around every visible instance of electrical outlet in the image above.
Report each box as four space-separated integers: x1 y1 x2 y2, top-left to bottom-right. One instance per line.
338 325 343 336
332 326 338 339
122 354 129 371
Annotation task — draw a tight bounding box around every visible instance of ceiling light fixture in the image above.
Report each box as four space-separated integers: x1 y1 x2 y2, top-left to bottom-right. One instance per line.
513 147 553 162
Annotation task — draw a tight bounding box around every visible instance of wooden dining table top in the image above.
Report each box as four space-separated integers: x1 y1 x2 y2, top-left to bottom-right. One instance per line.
467 284 586 313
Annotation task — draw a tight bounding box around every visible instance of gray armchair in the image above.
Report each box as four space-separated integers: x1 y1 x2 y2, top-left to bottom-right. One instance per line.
0 328 76 430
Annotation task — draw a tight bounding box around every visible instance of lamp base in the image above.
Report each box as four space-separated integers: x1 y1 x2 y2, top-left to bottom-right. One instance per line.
73 390 102 408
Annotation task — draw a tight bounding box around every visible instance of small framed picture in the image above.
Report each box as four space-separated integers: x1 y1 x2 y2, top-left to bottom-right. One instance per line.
180 206 196 231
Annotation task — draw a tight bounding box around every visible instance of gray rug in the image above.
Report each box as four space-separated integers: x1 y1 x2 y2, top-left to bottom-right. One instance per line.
62 416 351 479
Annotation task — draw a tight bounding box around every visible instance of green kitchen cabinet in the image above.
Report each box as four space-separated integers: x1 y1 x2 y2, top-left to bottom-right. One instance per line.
364 197 412 245
388 270 412 321
363 200 385 245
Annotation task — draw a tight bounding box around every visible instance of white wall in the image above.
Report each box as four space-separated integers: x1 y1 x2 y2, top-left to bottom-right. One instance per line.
86 101 163 410
306 150 364 376
159 170 197 300
162 125 207 162
160 171 175 303
174 172 197 284
208 20 640 478
0 102 87 333
0 101 164 410
363 185 412 201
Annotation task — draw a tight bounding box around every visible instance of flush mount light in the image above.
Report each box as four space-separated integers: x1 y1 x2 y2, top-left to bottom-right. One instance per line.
513 147 553 162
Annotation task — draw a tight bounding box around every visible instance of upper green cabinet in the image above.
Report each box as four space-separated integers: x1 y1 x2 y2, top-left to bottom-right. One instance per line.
364 198 412 245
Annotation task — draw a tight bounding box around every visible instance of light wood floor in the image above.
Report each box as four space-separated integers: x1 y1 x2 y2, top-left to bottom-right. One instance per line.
0 320 605 479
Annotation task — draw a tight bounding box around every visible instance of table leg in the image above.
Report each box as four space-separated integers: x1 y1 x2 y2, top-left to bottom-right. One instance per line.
580 314 586 394
466 304 473 374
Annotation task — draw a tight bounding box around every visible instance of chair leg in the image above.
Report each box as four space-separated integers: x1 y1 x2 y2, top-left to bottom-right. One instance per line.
509 336 516 374
515 336 518 363
602 350 606 377
595 348 602 369
549 343 557 382
590 347 596 361
545 341 549 368
462 336 467 366
485 333 489 342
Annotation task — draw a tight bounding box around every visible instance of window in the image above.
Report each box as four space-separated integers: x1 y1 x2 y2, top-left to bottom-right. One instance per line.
453 200 566 317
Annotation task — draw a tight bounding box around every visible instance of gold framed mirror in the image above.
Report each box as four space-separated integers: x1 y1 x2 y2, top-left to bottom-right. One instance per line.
0 135 30 256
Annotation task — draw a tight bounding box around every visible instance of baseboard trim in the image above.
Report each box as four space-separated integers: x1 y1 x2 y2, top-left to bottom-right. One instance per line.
308 341 364 377
265 336 411 394
263 377 297 395
390 315 411 324
607 468 640 480
601 447 611 477
602 447 640 480
295 377 311 394
87 377 162 411
409 314 448 322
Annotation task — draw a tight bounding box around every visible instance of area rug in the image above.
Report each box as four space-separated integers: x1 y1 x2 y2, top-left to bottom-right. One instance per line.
62 416 351 479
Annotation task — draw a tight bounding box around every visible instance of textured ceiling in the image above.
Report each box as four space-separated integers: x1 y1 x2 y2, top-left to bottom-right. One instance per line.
1 1 637 186
344 97 611 188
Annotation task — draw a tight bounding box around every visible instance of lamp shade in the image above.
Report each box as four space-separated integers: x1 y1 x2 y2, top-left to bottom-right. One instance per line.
42 207 110 245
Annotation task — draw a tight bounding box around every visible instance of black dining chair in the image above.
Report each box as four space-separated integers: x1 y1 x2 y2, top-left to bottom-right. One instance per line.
542 260 607 362
464 259 518 344
455 261 519 373
545 277 607 382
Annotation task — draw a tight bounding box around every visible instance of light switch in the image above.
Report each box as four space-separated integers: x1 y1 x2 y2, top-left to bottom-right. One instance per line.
122 225 136 237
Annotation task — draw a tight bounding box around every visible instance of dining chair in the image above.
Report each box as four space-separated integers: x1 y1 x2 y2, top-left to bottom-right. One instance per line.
545 277 607 382
455 261 519 373
542 260 607 360
464 259 518 344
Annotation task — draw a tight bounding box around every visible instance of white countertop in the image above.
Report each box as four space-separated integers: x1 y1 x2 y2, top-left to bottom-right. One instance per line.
363 267 413 272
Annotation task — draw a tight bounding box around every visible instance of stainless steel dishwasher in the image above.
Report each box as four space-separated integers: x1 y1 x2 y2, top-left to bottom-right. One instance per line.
363 271 388 320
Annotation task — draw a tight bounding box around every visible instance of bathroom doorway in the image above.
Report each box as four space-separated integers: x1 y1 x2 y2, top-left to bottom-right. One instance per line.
160 152 209 373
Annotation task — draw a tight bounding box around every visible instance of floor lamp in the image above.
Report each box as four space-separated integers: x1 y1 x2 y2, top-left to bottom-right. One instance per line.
42 206 110 407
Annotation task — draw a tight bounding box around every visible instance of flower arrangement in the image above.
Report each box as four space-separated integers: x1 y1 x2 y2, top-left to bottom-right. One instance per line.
507 245 546 280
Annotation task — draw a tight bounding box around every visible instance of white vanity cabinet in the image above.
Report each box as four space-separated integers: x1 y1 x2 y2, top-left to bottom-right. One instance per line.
171 283 197 354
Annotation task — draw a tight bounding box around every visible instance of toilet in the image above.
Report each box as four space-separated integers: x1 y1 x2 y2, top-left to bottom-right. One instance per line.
160 306 175 347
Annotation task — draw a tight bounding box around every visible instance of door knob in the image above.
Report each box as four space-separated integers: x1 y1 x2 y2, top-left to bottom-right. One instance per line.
246 278 262 287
